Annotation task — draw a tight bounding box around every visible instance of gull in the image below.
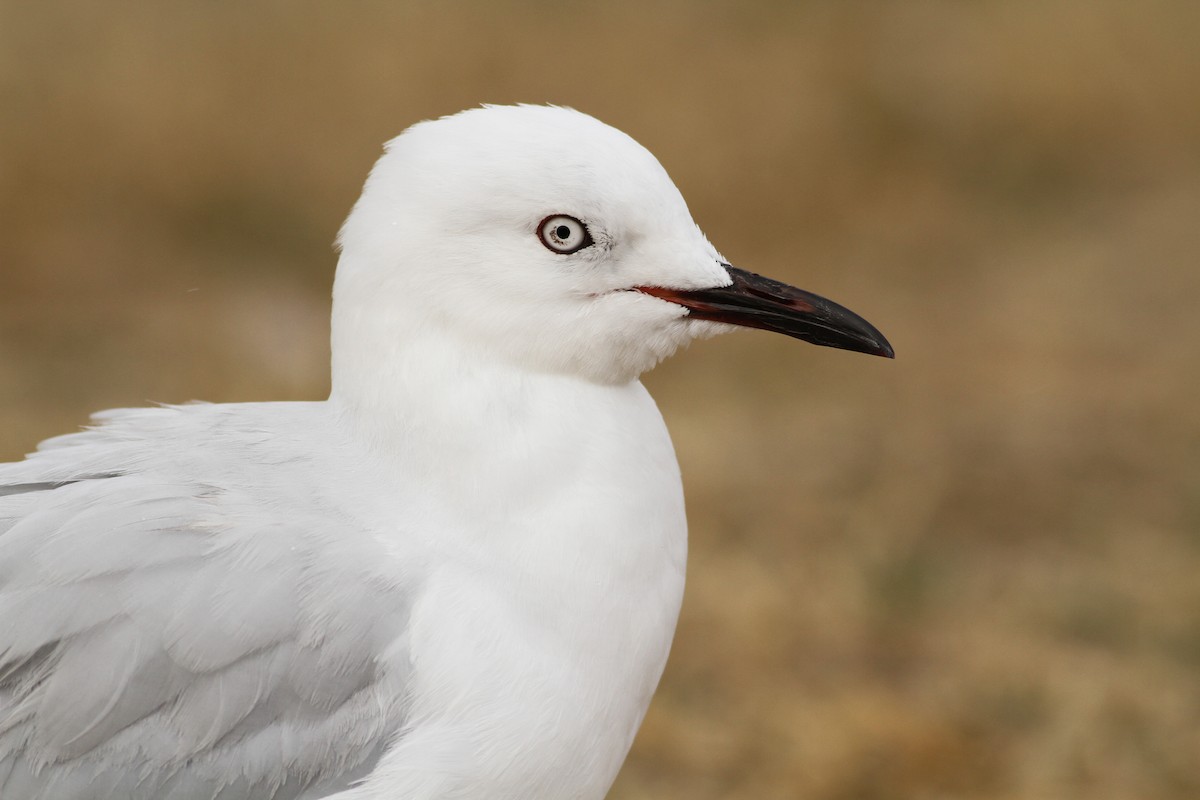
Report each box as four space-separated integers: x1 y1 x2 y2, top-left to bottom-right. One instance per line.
0 105 893 800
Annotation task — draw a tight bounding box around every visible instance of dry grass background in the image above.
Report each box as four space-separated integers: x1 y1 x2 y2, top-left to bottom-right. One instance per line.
3 1 1199 797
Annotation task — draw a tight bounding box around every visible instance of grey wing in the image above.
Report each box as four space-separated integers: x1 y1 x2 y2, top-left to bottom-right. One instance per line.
0 461 412 799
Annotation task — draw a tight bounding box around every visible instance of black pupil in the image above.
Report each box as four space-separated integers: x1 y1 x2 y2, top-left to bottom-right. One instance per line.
555 225 572 240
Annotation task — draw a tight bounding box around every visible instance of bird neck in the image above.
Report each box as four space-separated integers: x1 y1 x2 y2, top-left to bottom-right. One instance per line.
328 320 640 456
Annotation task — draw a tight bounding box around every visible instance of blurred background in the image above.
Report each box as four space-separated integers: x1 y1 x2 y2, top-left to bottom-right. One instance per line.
2 1 1199 797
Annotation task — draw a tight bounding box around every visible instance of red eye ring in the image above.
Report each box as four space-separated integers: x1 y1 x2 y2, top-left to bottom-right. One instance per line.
538 215 594 254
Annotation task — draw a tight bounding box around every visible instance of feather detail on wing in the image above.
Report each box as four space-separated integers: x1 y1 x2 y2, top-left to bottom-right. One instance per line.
0 405 412 800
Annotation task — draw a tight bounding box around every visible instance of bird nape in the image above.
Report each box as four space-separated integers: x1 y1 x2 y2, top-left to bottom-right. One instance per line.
0 104 891 800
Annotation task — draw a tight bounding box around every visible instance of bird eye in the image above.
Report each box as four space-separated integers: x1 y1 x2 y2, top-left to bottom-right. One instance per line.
538 215 593 254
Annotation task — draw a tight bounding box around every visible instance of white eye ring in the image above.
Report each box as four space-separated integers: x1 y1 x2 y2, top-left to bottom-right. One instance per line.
538 215 593 254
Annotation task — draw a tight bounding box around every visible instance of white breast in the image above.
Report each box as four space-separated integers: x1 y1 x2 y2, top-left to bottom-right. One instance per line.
327 365 688 800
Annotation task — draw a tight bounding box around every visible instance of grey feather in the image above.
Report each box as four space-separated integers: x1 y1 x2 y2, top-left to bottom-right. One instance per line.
0 404 413 800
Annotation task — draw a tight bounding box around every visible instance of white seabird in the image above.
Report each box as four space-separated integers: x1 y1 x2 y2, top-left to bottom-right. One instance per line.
0 105 893 800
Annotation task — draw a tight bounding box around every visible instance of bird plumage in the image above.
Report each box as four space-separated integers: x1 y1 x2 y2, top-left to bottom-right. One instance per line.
0 104 890 799
0 404 411 799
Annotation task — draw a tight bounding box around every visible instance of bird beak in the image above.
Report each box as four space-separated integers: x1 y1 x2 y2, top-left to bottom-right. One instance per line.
638 265 895 358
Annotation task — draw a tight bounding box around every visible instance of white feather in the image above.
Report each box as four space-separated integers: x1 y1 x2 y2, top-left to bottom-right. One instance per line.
0 105 747 799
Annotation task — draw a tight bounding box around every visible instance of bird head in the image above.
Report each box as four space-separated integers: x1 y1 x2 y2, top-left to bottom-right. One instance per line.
333 105 892 387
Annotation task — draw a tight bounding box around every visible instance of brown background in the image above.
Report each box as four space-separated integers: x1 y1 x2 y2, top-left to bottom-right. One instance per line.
3 2 1199 798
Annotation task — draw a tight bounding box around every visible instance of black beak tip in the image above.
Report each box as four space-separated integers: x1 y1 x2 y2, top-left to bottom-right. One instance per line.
839 333 895 359
837 316 894 359
865 329 895 359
